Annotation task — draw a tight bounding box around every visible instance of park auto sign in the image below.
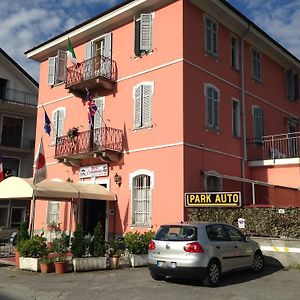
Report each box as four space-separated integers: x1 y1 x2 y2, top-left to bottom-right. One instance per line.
185 192 241 207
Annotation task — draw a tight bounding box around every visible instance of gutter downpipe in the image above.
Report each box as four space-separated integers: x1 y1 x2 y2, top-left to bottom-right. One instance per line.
241 25 251 206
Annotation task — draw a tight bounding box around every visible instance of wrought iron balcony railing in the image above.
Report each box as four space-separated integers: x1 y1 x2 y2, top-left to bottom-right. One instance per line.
247 132 300 161
65 54 117 90
0 88 37 107
55 126 123 159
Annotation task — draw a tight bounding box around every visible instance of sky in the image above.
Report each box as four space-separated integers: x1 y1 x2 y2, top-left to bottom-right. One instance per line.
0 0 299 82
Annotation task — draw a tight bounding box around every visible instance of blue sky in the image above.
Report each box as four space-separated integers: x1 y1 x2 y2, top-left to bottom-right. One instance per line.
0 0 299 81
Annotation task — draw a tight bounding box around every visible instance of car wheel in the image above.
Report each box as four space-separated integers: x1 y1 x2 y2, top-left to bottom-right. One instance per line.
202 260 221 287
252 251 264 273
150 272 165 281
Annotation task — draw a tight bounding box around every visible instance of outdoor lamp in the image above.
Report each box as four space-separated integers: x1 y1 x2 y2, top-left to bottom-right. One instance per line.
114 173 122 187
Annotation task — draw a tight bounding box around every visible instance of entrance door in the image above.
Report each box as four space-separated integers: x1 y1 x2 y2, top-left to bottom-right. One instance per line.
83 200 106 235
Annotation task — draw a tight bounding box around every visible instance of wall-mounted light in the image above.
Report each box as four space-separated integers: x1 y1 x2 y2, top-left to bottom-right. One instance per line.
114 173 122 187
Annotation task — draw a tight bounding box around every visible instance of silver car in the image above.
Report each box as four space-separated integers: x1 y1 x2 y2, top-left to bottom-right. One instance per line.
147 222 264 287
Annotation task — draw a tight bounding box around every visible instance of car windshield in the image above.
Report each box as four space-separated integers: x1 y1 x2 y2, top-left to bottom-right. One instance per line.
154 225 197 241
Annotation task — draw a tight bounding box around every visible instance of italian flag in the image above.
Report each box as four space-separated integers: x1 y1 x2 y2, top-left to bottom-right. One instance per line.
67 37 78 66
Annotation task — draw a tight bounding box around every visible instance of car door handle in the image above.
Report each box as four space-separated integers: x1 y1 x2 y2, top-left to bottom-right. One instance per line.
216 246 220 249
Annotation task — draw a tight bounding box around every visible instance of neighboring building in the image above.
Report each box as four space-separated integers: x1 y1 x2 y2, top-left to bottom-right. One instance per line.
0 48 38 228
25 0 300 238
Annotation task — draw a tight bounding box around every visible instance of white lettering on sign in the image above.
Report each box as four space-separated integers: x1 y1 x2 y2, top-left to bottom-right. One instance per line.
79 164 108 179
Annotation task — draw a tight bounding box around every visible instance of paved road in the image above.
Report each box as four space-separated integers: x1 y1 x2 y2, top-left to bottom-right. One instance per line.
0 264 299 300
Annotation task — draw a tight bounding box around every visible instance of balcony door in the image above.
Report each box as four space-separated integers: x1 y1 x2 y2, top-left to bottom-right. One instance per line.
1 116 23 148
288 121 298 157
93 97 104 148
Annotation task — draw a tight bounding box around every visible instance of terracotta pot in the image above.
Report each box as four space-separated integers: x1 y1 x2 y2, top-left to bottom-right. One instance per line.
54 261 66 274
112 255 120 269
15 250 20 268
40 263 53 273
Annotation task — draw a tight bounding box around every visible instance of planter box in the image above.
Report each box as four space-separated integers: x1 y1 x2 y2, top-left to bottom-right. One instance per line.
73 257 107 272
19 257 40 272
129 254 148 268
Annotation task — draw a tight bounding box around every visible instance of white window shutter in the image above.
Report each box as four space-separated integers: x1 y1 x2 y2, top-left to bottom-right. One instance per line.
140 14 152 51
103 33 112 59
134 86 142 128
52 110 58 144
85 41 92 60
94 98 103 129
55 50 67 83
142 84 152 127
48 57 56 86
58 110 65 137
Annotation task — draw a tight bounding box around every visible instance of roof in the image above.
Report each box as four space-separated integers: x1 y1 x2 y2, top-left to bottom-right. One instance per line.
0 177 116 201
25 0 299 66
0 48 39 88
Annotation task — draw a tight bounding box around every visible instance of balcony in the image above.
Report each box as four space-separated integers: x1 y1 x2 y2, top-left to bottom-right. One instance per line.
1 136 35 154
54 126 123 165
0 88 37 107
65 54 117 98
247 132 300 161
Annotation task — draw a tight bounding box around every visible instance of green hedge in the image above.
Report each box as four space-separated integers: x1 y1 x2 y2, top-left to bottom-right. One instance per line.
188 207 300 238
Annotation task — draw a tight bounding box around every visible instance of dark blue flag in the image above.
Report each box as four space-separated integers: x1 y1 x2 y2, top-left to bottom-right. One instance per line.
44 110 51 135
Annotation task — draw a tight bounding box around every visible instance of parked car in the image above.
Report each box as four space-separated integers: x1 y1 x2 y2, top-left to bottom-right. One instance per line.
147 222 264 287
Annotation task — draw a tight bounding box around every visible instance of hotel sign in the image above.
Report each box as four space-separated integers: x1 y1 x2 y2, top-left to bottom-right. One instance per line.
185 192 241 207
79 164 108 179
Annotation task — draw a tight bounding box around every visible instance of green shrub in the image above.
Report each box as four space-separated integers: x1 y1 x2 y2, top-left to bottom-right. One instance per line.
17 235 47 258
16 221 29 244
52 233 69 261
71 224 85 258
124 231 155 255
91 223 105 257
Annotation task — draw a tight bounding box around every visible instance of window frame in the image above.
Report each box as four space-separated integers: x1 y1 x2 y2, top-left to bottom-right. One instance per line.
204 171 222 192
286 69 299 101
129 169 154 228
204 15 218 58
252 105 264 144
47 50 67 86
232 98 241 138
230 34 239 70
204 84 220 131
47 201 60 224
251 48 262 82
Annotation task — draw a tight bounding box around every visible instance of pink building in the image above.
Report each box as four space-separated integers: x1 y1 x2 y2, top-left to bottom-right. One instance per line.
25 0 300 239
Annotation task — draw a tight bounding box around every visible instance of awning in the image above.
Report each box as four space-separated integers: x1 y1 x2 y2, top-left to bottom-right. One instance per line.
0 177 116 201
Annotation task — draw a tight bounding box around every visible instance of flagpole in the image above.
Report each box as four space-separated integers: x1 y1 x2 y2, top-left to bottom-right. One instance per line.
29 192 36 237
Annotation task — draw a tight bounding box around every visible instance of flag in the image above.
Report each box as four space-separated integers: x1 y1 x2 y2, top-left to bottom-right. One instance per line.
86 88 97 127
33 138 47 184
44 110 51 135
0 150 4 182
67 37 77 66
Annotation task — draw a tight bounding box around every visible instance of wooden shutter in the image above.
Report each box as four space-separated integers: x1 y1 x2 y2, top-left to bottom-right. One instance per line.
140 14 152 52
55 50 66 84
57 110 65 138
253 107 263 143
134 86 142 128
103 33 112 59
134 17 141 56
52 109 65 144
52 110 58 144
85 41 92 60
142 84 152 127
48 57 56 86
94 98 103 129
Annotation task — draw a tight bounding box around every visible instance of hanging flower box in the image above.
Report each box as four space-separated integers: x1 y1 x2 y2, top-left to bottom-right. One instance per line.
67 127 79 139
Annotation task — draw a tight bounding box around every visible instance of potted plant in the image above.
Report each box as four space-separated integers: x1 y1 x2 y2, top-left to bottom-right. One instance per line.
46 221 61 249
72 223 107 272
124 231 155 268
39 257 54 273
107 239 122 269
67 127 79 139
15 221 30 268
52 233 69 274
18 235 48 272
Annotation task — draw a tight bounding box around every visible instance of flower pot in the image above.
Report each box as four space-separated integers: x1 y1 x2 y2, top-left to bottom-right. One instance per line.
19 257 40 272
111 255 120 269
54 261 67 274
129 254 148 268
15 250 20 268
73 257 107 272
40 262 53 273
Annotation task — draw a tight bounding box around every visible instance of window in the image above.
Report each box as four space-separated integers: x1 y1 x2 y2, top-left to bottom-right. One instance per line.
205 84 219 130
253 106 264 143
204 16 218 57
224 225 244 242
85 33 112 78
232 99 241 137
1 116 23 147
205 172 222 192
48 50 67 86
2 157 20 177
286 70 299 101
134 13 153 56
206 224 229 241
231 35 239 69
47 201 60 224
52 107 66 144
0 78 8 99
251 48 261 81
130 170 154 227
133 82 153 129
